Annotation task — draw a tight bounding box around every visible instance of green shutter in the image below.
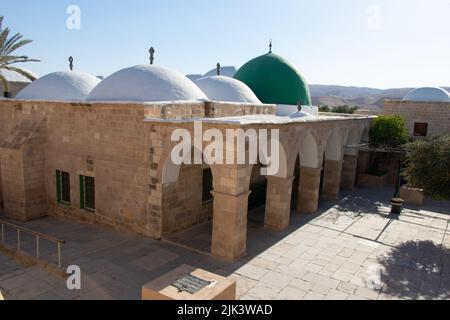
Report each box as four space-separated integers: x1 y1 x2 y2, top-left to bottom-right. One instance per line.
79 175 85 209
56 170 61 203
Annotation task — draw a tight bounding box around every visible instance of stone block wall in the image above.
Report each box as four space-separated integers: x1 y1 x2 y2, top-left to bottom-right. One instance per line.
0 118 46 221
383 100 450 137
161 164 212 235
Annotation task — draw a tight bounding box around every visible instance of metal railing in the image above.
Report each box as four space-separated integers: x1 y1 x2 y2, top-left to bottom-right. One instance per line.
0 219 65 268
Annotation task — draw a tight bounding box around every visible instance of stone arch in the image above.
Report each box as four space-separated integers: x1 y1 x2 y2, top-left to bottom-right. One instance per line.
345 126 364 156
324 127 347 161
299 132 320 168
160 144 215 185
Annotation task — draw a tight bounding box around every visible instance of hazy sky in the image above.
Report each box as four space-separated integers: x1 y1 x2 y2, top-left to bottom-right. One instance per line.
1 0 449 89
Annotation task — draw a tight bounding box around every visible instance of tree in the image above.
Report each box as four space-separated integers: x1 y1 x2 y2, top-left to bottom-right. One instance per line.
369 115 409 148
402 134 450 199
0 16 39 97
332 105 359 114
318 105 330 112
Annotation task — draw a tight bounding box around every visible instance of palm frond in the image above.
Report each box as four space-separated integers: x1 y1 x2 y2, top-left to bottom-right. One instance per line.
0 28 10 50
0 16 39 81
1 33 22 55
5 39 32 56
3 65 37 81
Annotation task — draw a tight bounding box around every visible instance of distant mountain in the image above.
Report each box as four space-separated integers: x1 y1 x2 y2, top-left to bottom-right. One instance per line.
310 85 450 110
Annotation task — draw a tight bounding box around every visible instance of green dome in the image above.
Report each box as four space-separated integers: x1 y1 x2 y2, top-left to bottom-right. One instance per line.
234 52 312 106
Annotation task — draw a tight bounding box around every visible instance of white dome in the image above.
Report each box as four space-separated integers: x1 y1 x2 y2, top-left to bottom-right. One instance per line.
403 87 450 102
194 76 261 104
0 68 37 83
87 65 207 102
186 74 203 81
204 66 236 78
16 71 100 101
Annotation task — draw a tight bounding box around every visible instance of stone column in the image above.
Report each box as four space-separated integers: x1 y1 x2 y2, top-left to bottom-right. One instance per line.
211 190 250 261
341 154 358 190
297 166 322 214
322 159 343 200
264 176 295 231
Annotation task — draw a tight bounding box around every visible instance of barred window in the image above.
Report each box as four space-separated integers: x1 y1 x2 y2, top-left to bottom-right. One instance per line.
56 170 71 204
80 175 95 211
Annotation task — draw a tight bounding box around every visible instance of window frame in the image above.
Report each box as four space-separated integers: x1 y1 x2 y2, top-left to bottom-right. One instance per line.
80 174 96 212
413 122 428 137
56 170 71 205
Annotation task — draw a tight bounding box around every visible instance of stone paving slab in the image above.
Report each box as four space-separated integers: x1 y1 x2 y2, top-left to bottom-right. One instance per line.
1 187 450 300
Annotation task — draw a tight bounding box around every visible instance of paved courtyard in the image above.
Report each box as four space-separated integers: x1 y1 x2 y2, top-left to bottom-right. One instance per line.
1 187 450 300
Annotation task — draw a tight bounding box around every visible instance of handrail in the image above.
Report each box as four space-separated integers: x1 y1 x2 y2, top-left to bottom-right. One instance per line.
0 219 65 268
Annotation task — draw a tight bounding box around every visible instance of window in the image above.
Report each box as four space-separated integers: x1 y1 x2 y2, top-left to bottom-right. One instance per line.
413 123 428 137
56 170 71 204
202 168 213 203
80 175 95 211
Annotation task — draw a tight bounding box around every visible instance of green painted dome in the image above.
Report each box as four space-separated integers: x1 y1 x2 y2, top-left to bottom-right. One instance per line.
234 52 312 106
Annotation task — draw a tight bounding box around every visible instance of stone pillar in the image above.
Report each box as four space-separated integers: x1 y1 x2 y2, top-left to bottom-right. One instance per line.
322 159 343 200
297 166 322 214
341 154 358 190
264 176 295 231
211 190 250 261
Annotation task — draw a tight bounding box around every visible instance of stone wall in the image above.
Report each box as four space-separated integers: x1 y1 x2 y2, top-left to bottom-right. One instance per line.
0 100 154 235
0 118 47 221
161 164 213 235
383 100 450 137
0 82 29 98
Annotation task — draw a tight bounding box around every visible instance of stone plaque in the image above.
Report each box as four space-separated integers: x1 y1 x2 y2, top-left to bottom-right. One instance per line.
171 273 211 294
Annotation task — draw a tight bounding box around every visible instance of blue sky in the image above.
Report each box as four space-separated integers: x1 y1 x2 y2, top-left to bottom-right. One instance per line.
1 0 449 89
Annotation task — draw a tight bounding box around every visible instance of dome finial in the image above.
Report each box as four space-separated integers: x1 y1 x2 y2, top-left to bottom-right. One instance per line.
149 47 155 65
68 56 74 71
269 39 272 53
216 62 221 76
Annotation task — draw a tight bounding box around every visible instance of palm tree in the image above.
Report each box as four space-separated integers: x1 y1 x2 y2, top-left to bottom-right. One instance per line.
0 15 40 97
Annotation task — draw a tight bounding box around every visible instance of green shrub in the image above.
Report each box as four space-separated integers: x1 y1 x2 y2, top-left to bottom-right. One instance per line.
369 115 409 148
332 105 359 114
319 105 330 112
402 134 450 199
318 105 358 114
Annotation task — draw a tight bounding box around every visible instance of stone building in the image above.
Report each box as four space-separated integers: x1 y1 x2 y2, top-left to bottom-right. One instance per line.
0 51 373 261
384 87 450 138
0 69 37 98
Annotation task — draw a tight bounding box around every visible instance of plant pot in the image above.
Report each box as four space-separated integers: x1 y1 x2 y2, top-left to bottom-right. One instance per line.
400 186 424 206
390 198 404 214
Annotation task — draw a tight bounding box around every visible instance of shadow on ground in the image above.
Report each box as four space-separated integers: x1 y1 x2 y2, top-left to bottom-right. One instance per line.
378 240 450 299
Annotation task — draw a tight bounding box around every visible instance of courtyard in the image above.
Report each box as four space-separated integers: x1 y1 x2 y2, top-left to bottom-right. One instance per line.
1 187 449 300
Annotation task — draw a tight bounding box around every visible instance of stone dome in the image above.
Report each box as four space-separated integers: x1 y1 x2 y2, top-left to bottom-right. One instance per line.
194 76 261 104
403 87 450 102
16 71 100 101
234 52 311 106
87 65 207 102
